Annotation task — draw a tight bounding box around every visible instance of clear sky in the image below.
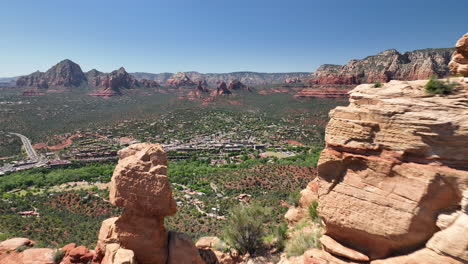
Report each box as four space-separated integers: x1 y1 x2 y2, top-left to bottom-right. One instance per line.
1 0 467 77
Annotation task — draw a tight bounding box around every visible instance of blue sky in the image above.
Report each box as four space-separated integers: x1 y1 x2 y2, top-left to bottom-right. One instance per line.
1 0 467 77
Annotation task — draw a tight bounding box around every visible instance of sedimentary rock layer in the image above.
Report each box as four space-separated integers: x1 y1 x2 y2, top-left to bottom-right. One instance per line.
315 79 468 262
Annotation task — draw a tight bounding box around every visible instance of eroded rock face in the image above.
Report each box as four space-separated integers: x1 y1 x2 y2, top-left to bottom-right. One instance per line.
95 143 203 264
165 72 196 87
227 80 249 91
311 48 454 85
449 33 468 77
211 81 232 96
17 59 86 88
315 79 468 262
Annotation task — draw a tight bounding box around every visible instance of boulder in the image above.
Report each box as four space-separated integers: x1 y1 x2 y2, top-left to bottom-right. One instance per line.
22 248 54 264
0 237 32 250
449 33 468 77
196 237 222 249
319 235 369 262
95 143 202 264
61 243 94 264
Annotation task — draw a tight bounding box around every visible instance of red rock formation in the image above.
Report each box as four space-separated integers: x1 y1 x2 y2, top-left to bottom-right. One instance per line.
165 72 196 87
61 243 94 264
186 81 210 100
139 78 160 88
227 79 250 91
94 143 204 264
90 67 139 97
17 59 86 88
449 33 468 77
211 81 232 96
295 79 468 263
311 48 454 85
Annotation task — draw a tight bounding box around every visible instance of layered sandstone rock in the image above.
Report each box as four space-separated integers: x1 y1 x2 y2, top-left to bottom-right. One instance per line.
227 80 250 91
311 48 454 85
165 72 196 87
211 81 232 96
94 143 203 264
449 33 468 77
313 78 468 262
90 67 139 97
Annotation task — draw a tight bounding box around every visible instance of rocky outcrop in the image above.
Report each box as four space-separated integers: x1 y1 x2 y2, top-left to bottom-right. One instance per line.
94 143 204 264
61 243 94 264
311 48 454 85
285 77 302 84
449 33 468 77
211 81 232 96
165 72 196 87
307 78 468 263
227 80 250 91
139 78 160 88
0 238 55 264
89 67 140 97
187 81 210 100
17 59 86 88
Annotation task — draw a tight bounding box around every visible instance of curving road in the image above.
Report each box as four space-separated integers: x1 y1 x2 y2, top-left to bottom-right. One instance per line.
10 132 38 161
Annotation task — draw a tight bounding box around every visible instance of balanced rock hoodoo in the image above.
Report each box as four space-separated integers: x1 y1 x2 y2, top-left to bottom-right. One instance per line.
94 143 204 264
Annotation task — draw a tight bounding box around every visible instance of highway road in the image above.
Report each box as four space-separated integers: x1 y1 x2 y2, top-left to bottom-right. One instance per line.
10 132 38 161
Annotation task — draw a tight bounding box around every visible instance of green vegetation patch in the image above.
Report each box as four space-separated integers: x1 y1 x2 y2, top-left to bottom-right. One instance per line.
425 76 458 95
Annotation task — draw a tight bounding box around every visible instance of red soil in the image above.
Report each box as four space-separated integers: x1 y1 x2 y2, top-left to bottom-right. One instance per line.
33 134 106 151
284 140 305 146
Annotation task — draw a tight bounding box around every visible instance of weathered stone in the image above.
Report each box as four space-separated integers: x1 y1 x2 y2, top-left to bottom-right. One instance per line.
22 248 54 264
196 236 221 249
314 79 468 260
167 231 205 264
109 143 176 216
319 235 369 261
449 33 468 77
0 237 32 250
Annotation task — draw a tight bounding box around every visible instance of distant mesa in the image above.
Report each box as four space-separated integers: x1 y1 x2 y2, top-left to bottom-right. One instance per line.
310 48 454 85
164 72 196 87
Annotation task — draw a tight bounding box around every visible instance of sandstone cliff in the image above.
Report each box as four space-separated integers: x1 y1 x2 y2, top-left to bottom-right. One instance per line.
165 72 196 87
311 48 454 85
288 78 468 264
